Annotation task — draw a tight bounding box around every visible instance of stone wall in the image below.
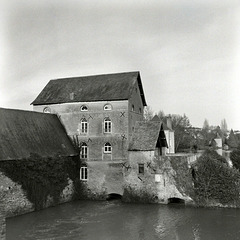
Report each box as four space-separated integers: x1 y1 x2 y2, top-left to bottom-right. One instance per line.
83 161 124 199
123 152 195 204
0 170 75 239
128 80 144 138
0 172 33 218
0 204 6 240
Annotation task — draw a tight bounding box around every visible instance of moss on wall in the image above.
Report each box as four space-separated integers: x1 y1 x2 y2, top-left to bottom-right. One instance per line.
0 154 79 210
122 185 158 203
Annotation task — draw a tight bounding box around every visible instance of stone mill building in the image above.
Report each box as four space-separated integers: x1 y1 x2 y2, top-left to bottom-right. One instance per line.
32 71 150 197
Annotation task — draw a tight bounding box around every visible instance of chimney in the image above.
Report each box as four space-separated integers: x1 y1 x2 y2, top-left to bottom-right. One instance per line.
166 116 172 130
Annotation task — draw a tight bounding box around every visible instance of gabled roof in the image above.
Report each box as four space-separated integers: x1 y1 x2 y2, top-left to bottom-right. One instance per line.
0 108 78 161
151 115 172 131
129 121 167 151
151 115 161 122
31 71 147 106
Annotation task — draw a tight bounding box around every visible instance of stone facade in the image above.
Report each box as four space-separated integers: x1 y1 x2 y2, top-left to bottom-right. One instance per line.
83 161 124 198
123 151 194 204
34 100 133 162
33 90 144 162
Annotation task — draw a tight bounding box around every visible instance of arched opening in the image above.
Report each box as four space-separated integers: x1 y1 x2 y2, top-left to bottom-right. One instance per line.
106 193 122 201
168 198 185 204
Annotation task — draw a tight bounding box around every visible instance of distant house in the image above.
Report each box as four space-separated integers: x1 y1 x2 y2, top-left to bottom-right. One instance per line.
151 115 175 154
0 108 77 161
32 71 147 162
128 120 167 186
209 133 223 156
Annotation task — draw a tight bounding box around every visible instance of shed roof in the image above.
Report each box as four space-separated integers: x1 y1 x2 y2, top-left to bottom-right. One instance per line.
0 108 78 161
129 121 167 151
31 71 147 106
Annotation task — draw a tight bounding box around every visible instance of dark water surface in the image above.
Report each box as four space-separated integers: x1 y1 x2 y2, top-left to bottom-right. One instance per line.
6 200 240 240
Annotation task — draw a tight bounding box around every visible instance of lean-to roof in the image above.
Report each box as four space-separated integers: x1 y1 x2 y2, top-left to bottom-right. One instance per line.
0 108 77 161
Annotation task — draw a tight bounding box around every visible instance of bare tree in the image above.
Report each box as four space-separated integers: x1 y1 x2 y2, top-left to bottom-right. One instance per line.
157 110 165 121
202 119 209 130
143 106 154 121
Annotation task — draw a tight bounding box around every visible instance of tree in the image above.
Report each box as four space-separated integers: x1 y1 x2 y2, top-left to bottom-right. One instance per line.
221 119 228 134
157 110 165 121
230 147 240 170
228 129 238 149
202 119 210 130
169 113 192 152
143 106 154 121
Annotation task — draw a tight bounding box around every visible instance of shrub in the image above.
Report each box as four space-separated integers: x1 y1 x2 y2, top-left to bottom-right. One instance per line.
193 150 240 206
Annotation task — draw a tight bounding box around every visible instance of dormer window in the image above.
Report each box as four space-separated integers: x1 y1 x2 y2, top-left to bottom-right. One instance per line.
81 105 88 111
43 107 51 113
104 104 112 111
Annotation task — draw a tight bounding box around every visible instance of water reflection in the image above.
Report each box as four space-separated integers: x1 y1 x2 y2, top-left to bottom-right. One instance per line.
6 200 240 240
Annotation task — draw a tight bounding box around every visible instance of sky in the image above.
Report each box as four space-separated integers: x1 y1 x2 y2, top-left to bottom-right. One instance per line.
1 0 240 130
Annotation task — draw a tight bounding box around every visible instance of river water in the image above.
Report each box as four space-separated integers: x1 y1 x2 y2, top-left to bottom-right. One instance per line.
6 200 240 240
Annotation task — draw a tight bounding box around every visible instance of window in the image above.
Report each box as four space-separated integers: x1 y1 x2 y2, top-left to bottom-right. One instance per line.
43 107 51 113
132 104 135 112
139 107 142 113
80 118 88 134
69 92 74 100
81 105 88 111
104 142 112 153
104 104 112 111
104 117 112 133
80 167 88 180
138 164 144 174
80 142 88 159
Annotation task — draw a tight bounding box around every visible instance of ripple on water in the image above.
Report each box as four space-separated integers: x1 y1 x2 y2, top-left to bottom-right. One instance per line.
6 200 240 240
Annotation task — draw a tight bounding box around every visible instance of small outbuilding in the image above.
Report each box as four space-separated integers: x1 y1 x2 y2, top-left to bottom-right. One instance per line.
128 121 168 176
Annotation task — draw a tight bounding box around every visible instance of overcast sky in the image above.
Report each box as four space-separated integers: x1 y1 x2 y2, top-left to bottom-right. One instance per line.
1 0 240 130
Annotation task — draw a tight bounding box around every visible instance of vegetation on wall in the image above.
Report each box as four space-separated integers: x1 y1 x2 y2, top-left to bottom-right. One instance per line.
0 153 79 210
193 150 240 206
169 156 194 197
122 185 158 203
